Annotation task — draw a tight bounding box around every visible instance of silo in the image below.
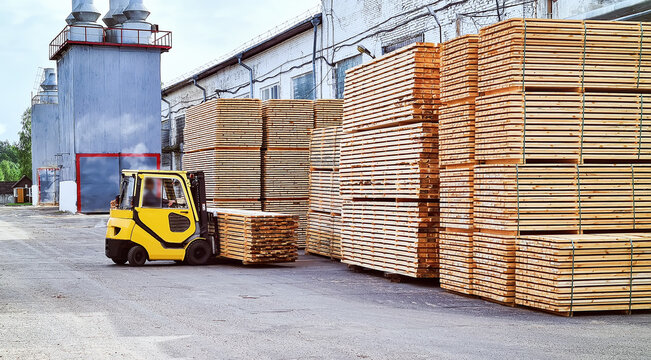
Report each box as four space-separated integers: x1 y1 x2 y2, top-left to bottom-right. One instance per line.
51 0 172 213
31 68 60 206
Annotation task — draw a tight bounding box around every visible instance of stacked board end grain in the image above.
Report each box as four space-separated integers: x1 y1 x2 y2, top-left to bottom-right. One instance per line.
262 100 315 248
314 99 344 128
340 43 441 278
211 208 298 264
439 35 479 296
516 233 651 314
307 126 343 259
183 99 262 210
473 18 651 309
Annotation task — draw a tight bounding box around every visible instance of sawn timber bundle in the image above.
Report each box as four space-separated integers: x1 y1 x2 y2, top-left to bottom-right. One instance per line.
211 208 298 265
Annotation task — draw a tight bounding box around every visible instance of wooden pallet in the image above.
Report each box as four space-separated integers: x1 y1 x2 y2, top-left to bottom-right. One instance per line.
340 122 439 200
479 19 651 93
263 99 315 148
343 43 440 133
306 211 342 259
474 164 651 232
183 149 261 200
184 99 263 153
310 126 342 170
309 170 341 214
516 232 651 314
441 34 479 104
440 229 474 295
476 92 651 163
341 200 440 278
263 199 309 248
210 208 298 264
314 99 344 128
440 167 474 230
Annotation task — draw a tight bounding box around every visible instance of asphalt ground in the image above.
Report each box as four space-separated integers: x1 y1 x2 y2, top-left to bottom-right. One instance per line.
1 206 650 359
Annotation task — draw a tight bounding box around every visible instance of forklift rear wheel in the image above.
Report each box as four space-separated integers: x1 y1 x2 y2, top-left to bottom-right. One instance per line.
186 240 211 266
112 258 127 265
127 246 148 267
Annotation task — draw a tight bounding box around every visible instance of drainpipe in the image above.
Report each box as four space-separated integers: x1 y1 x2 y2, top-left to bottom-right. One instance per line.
237 55 254 99
311 16 321 100
192 76 206 103
161 97 172 122
427 7 443 44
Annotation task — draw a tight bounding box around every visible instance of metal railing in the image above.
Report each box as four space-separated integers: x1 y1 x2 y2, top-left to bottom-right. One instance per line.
31 94 58 106
49 25 172 60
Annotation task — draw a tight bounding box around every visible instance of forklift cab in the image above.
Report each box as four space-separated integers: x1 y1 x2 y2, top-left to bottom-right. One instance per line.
105 170 214 266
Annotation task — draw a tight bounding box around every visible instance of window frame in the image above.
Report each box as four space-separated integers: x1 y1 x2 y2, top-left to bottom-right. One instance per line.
291 72 315 100
139 175 189 210
260 83 280 100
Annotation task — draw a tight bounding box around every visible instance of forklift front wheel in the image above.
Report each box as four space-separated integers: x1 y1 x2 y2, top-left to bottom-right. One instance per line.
127 246 148 267
186 240 211 266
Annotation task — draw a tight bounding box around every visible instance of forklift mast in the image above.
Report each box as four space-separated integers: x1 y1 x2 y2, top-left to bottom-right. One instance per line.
188 171 211 239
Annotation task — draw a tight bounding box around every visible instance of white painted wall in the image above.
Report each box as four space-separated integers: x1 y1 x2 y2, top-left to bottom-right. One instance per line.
59 181 77 213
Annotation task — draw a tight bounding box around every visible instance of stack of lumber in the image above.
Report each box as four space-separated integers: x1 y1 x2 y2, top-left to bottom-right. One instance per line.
479 19 651 93
307 126 343 259
183 99 263 210
262 100 315 247
439 35 479 295
340 43 441 278
341 201 440 278
475 92 651 163
516 233 651 314
314 99 344 128
211 208 298 264
263 199 308 246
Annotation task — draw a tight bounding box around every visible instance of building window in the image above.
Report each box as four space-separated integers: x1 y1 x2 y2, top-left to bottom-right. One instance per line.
292 72 315 100
261 84 280 100
382 34 425 55
335 55 363 99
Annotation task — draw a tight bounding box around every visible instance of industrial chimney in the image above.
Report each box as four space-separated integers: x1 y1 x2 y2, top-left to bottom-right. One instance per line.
66 0 81 25
69 0 104 42
102 0 120 27
38 69 58 104
122 0 153 45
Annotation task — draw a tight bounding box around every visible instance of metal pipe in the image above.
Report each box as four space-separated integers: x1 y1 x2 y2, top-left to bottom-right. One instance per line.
161 97 172 121
427 7 443 44
311 16 321 100
237 55 254 99
192 77 207 103
547 0 553 19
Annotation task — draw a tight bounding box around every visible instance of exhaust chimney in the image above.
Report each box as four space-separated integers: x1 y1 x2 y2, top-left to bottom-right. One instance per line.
103 0 121 27
38 68 58 104
124 0 151 22
112 0 129 26
122 0 153 45
66 0 81 25
72 0 101 24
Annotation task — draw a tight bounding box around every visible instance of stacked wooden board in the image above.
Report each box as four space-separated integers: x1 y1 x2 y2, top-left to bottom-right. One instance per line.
439 35 479 295
314 99 344 128
262 100 315 248
210 208 298 264
340 43 441 278
516 233 651 314
471 18 651 310
183 99 263 210
307 126 343 259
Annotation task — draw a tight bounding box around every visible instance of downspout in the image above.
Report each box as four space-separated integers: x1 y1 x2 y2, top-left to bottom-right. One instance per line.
192 76 207 103
311 16 322 100
427 7 443 44
237 55 254 99
161 97 173 169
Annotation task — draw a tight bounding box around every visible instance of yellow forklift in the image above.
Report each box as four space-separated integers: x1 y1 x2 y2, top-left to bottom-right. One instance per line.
105 170 217 266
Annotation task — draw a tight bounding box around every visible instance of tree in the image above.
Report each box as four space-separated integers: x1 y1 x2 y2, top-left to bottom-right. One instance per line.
17 108 31 179
0 160 20 182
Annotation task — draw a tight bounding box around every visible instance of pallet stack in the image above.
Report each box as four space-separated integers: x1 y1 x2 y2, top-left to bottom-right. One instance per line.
262 100 315 247
307 126 343 259
340 43 441 278
439 35 479 295
475 18 651 311
314 99 344 128
210 208 299 264
183 99 263 210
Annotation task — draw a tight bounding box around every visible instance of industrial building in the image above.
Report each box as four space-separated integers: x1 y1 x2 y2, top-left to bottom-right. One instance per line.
31 0 172 213
160 0 651 170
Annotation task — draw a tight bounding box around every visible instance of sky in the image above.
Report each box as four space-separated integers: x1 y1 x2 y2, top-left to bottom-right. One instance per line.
0 0 320 143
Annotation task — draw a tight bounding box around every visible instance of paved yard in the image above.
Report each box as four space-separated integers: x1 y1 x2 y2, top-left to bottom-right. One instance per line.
0 206 650 359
